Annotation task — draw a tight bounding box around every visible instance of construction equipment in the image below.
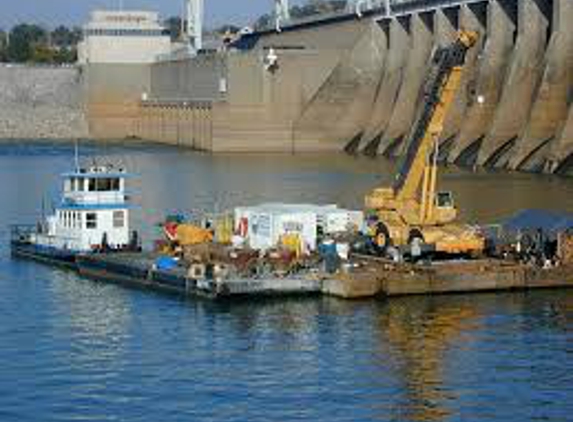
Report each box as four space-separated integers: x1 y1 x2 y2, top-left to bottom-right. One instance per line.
365 31 485 256
162 218 213 250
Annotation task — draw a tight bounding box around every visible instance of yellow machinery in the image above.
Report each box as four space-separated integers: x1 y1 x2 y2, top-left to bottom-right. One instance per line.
365 31 485 256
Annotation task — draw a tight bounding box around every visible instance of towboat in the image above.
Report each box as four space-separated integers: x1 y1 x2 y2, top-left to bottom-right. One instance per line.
10 163 139 267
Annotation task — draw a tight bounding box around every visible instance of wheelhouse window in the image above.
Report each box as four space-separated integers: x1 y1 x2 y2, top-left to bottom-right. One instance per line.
88 178 121 192
113 211 125 228
86 213 97 229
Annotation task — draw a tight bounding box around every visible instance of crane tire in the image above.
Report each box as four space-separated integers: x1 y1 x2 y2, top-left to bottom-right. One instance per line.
373 222 392 255
407 229 425 245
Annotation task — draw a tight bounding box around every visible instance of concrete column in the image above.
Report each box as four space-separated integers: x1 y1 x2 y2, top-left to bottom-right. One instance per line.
159 105 169 143
292 20 387 150
450 0 516 165
434 7 459 46
439 3 487 158
325 21 388 148
168 107 174 144
184 107 192 148
477 0 549 167
378 13 435 156
508 0 572 171
360 17 409 155
192 107 198 149
548 105 573 174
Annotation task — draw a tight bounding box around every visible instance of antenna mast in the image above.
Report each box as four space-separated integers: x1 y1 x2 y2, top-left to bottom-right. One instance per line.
186 0 204 52
274 0 290 32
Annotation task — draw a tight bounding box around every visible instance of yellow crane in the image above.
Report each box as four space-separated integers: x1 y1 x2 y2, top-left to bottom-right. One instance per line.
365 31 485 256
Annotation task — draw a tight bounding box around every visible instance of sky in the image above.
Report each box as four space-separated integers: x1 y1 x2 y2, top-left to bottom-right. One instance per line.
0 0 306 29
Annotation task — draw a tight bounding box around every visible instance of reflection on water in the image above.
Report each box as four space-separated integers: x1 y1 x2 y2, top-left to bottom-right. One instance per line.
1 142 573 421
48 270 132 371
379 298 480 422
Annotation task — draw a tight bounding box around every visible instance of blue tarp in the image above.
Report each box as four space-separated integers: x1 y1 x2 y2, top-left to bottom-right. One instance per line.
155 256 178 271
502 209 573 235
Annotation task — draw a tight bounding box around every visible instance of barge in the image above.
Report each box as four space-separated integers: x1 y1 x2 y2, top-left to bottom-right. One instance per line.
76 253 323 299
323 255 573 299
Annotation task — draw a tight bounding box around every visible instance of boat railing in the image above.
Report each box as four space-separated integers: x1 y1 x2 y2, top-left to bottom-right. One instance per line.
10 224 37 241
10 224 82 248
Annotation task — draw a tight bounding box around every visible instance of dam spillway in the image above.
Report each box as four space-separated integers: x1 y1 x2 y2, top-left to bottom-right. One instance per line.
86 0 572 175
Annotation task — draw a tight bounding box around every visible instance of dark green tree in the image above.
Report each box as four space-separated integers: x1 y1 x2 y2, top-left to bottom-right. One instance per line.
48 25 80 63
0 29 7 61
8 24 48 62
53 47 77 64
51 25 78 47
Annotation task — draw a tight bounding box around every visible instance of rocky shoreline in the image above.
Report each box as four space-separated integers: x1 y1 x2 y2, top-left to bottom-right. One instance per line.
0 65 88 140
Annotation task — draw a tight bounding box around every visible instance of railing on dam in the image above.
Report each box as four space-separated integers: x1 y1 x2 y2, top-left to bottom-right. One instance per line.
140 98 214 109
253 0 485 34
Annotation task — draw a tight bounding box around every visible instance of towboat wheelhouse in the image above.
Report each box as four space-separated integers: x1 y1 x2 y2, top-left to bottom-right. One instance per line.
11 164 136 264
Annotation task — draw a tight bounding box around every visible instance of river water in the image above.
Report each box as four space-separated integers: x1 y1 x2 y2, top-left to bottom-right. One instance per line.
1 142 572 422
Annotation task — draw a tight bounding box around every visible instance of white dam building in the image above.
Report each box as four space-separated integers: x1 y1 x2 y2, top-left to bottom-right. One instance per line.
77 10 172 64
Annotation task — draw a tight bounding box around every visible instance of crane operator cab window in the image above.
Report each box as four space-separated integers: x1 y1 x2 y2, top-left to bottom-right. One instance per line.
436 192 455 208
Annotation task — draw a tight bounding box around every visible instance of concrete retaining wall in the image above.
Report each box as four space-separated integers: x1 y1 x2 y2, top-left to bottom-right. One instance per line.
150 54 226 101
83 63 150 140
0 65 88 140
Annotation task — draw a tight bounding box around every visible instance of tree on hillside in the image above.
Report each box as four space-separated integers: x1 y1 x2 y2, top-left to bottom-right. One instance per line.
31 44 56 63
51 25 82 48
49 25 80 63
0 29 7 61
8 24 48 62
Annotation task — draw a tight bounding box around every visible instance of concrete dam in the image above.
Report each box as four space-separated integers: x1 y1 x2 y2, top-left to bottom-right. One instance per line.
86 0 571 174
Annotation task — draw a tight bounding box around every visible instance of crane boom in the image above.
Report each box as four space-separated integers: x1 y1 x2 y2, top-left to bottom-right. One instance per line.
394 31 477 202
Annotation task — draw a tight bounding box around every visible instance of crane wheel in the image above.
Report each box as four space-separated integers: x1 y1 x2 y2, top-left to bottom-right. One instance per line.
407 229 425 260
373 222 392 256
407 229 425 245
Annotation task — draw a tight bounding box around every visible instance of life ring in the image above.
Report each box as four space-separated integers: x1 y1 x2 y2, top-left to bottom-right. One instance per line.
236 217 249 237
164 222 178 241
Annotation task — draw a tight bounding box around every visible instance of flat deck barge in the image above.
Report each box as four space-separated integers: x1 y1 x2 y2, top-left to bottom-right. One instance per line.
72 252 573 300
323 255 573 299
76 253 323 299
